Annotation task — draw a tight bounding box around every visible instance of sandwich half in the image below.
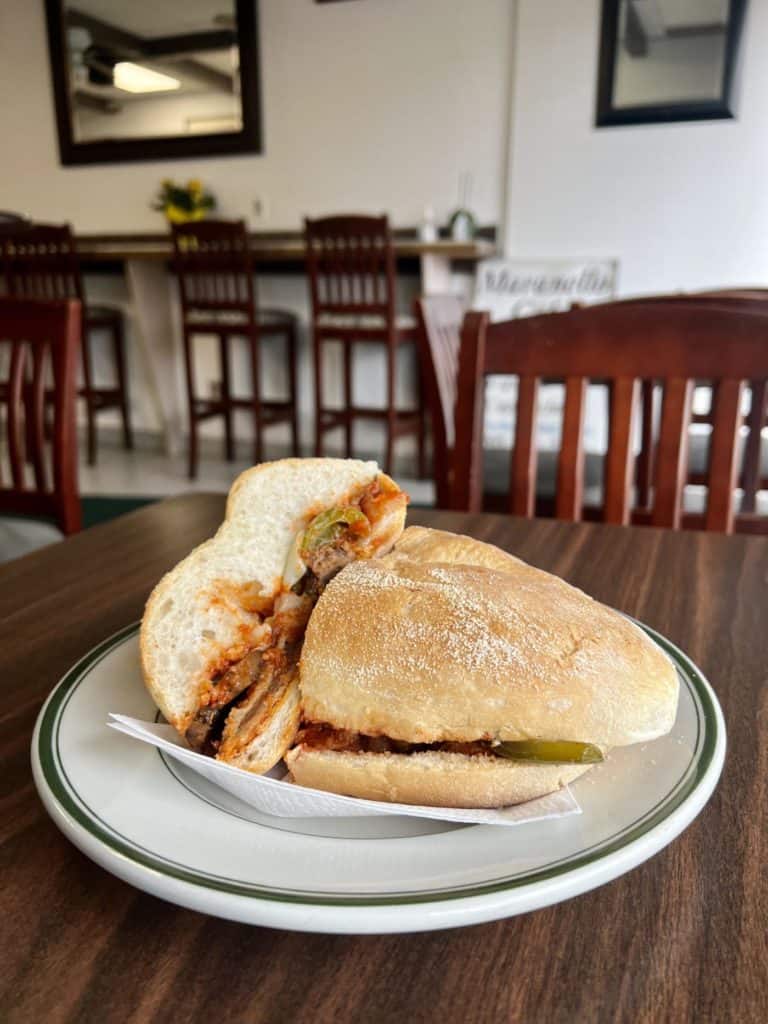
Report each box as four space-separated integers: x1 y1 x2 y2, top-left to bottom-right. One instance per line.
287 526 679 807
140 458 407 772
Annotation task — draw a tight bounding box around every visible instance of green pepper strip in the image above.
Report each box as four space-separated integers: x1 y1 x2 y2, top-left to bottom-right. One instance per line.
492 739 604 764
300 506 369 556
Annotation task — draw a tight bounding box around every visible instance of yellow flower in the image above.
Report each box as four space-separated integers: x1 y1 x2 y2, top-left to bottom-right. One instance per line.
187 179 203 194
165 204 187 224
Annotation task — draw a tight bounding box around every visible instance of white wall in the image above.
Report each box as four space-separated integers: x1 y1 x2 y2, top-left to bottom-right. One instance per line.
0 0 513 232
6 0 768 462
0 0 513 461
505 0 768 296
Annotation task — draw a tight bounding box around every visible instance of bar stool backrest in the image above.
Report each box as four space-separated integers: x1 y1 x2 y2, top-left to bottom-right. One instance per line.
1 224 84 303
171 219 257 321
304 215 396 324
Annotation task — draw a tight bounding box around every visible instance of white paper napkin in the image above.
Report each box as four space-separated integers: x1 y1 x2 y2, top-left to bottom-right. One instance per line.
108 713 581 827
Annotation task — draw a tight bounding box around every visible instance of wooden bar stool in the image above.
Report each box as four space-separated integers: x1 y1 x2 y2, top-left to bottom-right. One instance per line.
0 223 132 465
171 220 299 479
304 214 426 475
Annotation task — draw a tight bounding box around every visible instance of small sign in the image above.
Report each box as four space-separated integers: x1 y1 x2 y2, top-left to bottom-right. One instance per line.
473 258 618 321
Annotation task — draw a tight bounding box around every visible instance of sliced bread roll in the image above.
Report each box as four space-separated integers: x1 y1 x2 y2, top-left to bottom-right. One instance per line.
289 526 679 807
140 458 406 771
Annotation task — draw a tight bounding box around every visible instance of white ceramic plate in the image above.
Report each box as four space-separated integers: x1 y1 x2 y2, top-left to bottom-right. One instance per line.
31 622 725 934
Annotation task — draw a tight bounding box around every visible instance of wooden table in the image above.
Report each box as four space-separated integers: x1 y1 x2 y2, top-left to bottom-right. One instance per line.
2 496 765 1023
75 233 495 270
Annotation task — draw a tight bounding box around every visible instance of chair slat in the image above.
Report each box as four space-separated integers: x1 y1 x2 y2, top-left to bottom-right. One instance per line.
740 378 767 514
636 380 656 508
29 344 49 492
510 376 539 517
604 377 638 525
7 342 27 488
555 376 587 520
652 378 693 529
452 311 488 512
706 378 744 533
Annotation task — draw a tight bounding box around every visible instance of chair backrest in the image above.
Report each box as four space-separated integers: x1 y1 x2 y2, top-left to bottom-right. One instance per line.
606 293 768 423
0 223 84 302
414 294 464 508
171 219 257 320
0 212 31 238
0 297 81 534
452 303 768 533
612 291 768 312
604 295 768 523
694 288 768 302
304 215 396 323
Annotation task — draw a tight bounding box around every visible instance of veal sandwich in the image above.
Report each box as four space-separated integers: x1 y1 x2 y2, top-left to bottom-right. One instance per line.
287 527 679 807
140 459 407 773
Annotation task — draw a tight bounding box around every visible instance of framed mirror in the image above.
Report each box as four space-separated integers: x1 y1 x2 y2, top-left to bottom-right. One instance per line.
44 0 261 165
596 0 748 126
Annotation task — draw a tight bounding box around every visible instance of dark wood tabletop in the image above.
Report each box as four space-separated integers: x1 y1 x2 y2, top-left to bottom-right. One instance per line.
2 494 766 1023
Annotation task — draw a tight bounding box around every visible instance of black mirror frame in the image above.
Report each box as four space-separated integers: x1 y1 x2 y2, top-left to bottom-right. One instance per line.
596 0 748 127
44 0 262 165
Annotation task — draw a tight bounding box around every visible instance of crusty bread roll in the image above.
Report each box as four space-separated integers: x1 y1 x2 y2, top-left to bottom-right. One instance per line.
140 458 406 771
289 526 679 807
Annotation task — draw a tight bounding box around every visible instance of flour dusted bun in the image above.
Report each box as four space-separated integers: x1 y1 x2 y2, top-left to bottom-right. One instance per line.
285 747 591 808
293 526 679 806
391 524 524 573
140 459 407 771
301 527 678 747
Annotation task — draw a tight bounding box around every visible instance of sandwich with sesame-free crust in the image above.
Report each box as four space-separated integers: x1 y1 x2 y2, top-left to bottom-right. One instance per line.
286 526 680 807
140 459 407 773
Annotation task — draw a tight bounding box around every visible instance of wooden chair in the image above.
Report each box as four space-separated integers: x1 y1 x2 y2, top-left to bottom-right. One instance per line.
611 294 768 514
453 304 768 534
0 224 132 465
172 220 299 479
0 297 81 535
0 212 29 237
305 215 425 475
414 294 464 507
